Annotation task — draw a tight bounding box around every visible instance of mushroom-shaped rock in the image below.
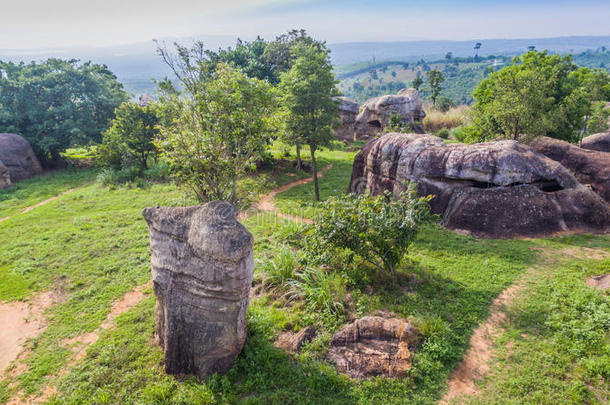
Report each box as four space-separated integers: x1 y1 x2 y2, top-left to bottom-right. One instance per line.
327 316 423 379
349 133 610 238
581 133 610 153
0 133 43 182
354 88 425 140
142 201 254 379
333 96 359 142
0 160 11 189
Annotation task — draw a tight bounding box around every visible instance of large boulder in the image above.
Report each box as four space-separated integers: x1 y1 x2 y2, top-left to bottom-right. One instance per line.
0 160 11 189
333 97 359 142
0 133 43 182
326 316 422 379
581 133 610 153
142 201 254 379
349 133 610 238
531 136 610 203
354 88 425 140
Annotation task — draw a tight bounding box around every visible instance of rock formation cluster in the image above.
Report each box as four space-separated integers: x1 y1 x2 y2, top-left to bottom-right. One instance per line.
326 316 423 379
0 133 43 183
142 201 254 379
333 97 359 142
354 88 426 140
349 133 610 238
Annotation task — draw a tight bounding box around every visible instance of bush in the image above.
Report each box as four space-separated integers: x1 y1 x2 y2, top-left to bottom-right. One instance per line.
437 128 450 139
305 184 434 276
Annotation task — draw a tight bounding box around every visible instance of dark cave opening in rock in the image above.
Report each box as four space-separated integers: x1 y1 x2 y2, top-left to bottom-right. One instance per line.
428 177 564 193
368 120 382 128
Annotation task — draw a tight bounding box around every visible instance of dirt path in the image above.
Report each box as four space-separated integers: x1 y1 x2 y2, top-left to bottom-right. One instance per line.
441 246 609 403
5 283 150 405
440 277 527 402
0 187 82 224
0 292 61 374
251 164 333 223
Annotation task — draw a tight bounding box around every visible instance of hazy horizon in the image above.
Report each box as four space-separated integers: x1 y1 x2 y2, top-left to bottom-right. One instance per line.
2 0 610 49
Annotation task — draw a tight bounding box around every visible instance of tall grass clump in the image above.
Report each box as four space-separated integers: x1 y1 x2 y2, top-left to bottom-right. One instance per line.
423 105 469 134
262 248 298 287
287 267 345 322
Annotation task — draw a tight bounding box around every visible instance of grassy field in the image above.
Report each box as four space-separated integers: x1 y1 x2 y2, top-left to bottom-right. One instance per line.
0 143 608 404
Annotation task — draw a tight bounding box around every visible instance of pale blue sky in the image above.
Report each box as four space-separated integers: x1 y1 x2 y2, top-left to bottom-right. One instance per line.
1 0 609 49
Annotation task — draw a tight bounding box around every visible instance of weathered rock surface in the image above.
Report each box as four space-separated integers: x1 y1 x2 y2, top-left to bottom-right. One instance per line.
142 201 254 379
138 93 156 107
0 133 43 182
349 133 610 238
531 136 610 203
354 88 425 140
333 97 359 142
274 326 316 353
581 133 610 153
327 316 422 379
0 160 11 189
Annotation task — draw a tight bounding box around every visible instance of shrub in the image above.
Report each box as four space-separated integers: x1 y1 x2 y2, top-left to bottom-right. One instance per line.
306 184 435 276
287 267 345 318
437 128 450 139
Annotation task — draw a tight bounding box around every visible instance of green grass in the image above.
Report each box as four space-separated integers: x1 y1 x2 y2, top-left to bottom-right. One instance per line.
1 144 608 404
0 169 98 218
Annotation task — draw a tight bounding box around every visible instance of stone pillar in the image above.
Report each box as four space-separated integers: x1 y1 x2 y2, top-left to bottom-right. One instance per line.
142 201 254 379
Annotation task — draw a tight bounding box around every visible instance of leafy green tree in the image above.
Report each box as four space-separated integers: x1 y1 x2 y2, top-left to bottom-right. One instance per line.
467 51 609 143
156 63 278 204
427 70 445 106
305 185 434 276
0 59 127 165
280 43 339 201
411 73 424 91
98 102 160 170
262 29 319 84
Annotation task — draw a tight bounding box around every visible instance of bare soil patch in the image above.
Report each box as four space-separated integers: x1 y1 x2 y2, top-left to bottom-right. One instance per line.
586 274 610 291
0 292 61 373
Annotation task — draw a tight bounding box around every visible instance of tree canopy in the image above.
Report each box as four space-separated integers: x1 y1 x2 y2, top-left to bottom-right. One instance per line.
467 51 610 143
0 59 127 165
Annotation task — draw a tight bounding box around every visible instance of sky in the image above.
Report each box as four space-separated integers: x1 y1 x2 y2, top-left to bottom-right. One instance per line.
1 0 609 49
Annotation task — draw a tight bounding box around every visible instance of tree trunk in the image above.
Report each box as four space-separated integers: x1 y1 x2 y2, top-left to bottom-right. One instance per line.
310 146 320 201
296 143 302 171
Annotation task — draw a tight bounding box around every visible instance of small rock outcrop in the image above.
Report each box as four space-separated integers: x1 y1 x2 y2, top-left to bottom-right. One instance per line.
581 133 610 153
333 97 359 142
0 133 43 182
327 316 422 379
138 94 156 107
531 136 610 203
142 202 254 379
274 326 316 354
0 160 11 189
354 88 425 140
349 133 610 238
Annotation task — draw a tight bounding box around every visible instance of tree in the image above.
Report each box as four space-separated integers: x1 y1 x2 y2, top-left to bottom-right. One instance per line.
305 185 434 277
445 52 453 61
467 51 609 143
156 63 278 203
411 73 424 90
262 29 318 83
98 102 160 170
280 43 339 201
427 70 445 106
0 59 127 165
474 42 482 58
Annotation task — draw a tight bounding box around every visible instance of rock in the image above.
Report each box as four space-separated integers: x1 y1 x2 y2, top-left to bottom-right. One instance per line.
138 94 156 107
326 316 422 379
531 136 610 203
349 133 610 238
354 88 425 140
0 160 11 189
142 201 254 379
0 133 43 182
333 97 359 142
581 133 610 153
274 326 316 353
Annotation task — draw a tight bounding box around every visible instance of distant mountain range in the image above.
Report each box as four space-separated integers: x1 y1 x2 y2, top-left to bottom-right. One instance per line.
2 35 608 96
